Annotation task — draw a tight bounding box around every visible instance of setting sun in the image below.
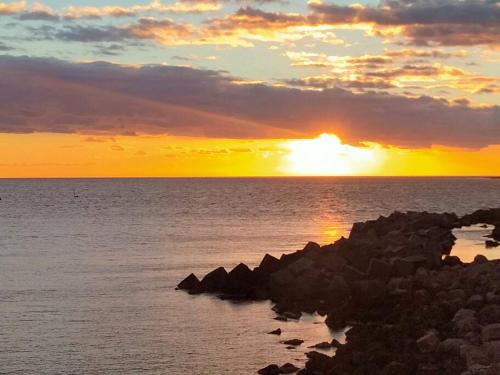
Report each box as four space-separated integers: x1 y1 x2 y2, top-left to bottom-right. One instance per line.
284 133 386 176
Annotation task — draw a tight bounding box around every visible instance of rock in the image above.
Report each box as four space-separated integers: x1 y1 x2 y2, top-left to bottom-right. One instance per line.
485 240 499 248
482 323 500 342
460 344 491 368
474 255 489 264
454 309 476 322
416 330 440 353
309 341 331 349
437 338 467 355
258 364 280 375
283 311 301 320
226 263 255 292
274 315 287 322
478 305 500 325
256 254 281 275
176 273 199 290
391 257 414 276
283 339 304 346
193 267 228 293
492 226 500 241
484 341 500 362
367 258 392 281
330 339 342 348
279 363 300 374
443 255 463 267
268 328 281 335
466 295 485 310
381 361 408 375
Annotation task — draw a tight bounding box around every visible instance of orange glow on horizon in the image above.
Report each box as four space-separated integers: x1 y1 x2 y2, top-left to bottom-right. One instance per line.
0 132 499 178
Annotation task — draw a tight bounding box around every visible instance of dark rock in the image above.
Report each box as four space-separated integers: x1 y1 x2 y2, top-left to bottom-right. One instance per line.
274 315 287 322
477 305 500 325
474 254 489 264
283 339 304 346
416 330 440 353
256 254 281 275
466 294 484 310
258 364 280 375
391 257 414 277
268 328 281 335
482 323 500 342
309 341 331 349
330 339 342 348
381 361 408 375
443 255 463 267
485 240 499 248
283 311 301 320
367 258 392 281
492 225 500 241
279 363 299 374
176 273 199 290
192 267 228 293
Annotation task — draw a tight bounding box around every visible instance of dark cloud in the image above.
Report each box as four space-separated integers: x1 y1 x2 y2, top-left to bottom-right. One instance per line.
310 0 500 46
18 11 60 22
0 55 498 148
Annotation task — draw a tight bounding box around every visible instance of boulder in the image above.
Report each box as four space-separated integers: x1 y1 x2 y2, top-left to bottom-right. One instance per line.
258 364 280 375
283 339 304 346
466 295 485 310
268 328 281 335
482 324 500 342
381 361 408 375
256 254 281 274
474 255 489 264
416 330 440 353
477 305 500 325
391 257 414 277
367 258 392 281
176 273 199 291
443 255 463 267
192 267 228 293
279 363 299 374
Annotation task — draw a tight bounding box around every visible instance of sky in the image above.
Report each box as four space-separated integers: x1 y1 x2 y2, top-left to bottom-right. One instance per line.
0 0 499 177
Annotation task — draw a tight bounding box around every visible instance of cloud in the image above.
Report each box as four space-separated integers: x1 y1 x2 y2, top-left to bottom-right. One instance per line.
309 0 500 46
0 55 498 148
0 1 25 15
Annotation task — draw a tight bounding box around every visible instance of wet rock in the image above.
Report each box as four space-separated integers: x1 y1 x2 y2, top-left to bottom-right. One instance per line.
268 328 281 335
283 339 304 346
416 330 440 353
279 363 299 374
176 273 199 291
258 364 280 375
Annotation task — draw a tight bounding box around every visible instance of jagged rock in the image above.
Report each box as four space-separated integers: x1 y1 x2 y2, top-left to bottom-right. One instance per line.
192 267 228 293
416 330 440 353
176 273 199 290
309 341 331 349
474 255 489 264
268 328 281 335
258 364 280 375
279 363 299 374
283 339 304 346
256 254 281 275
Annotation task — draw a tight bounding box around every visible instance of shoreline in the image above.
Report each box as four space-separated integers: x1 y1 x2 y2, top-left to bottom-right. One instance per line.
178 208 500 374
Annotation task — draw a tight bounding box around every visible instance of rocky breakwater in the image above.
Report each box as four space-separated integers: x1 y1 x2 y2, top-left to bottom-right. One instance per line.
177 208 500 374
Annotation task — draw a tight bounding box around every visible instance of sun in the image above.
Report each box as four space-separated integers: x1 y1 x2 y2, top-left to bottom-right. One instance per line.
283 133 385 176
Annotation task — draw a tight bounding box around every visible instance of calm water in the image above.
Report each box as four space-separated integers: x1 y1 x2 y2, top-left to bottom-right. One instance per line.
1 177 499 374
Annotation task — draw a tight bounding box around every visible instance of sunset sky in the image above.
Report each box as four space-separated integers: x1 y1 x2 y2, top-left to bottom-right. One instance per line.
0 0 499 177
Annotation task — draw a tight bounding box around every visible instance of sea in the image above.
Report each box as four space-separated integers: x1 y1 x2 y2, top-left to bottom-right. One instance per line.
1 177 499 374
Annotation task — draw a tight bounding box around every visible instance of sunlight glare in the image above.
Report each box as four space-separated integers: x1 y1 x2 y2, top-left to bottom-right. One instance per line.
283 133 385 176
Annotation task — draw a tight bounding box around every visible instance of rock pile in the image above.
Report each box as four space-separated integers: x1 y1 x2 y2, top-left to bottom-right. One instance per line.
178 209 500 374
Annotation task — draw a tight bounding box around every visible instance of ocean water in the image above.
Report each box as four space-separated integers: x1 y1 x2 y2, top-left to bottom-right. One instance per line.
1 177 499 374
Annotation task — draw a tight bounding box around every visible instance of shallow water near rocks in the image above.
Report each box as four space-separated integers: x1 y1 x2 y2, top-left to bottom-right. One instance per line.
1 177 499 374
452 224 500 263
